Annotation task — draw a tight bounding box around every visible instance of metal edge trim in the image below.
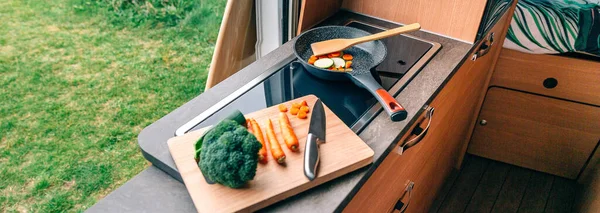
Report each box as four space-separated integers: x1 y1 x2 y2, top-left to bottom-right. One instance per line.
174 55 295 136
255 0 263 58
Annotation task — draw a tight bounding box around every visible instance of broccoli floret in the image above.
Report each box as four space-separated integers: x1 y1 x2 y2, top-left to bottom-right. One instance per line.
194 110 247 161
199 120 262 188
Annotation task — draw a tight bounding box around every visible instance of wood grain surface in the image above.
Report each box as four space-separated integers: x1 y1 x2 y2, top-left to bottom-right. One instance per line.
491 48 600 106
434 155 579 213
575 153 600 212
457 0 517 168
468 88 600 179
341 0 487 42
297 0 342 35
168 95 374 213
575 138 600 212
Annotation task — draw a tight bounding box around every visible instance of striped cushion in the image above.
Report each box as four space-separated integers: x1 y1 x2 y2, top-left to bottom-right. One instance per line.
503 0 600 56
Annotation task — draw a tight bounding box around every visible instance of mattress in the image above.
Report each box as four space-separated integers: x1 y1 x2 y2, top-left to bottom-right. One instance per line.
503 0 600 56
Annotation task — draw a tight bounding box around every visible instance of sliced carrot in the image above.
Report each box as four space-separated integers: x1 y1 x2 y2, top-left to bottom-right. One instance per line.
330 51 342 57
309 55 318 61
300 106 310 113
265 119 285 164
328 67 334 70
318 55 328 59
290 107 300 115
342 54 353 60
300 100 308 107
308 58 316 65
278 113 299 152
249 119 268 164
278 104 288 112
345 61 352 68
292 102 301 108
297 110 308 119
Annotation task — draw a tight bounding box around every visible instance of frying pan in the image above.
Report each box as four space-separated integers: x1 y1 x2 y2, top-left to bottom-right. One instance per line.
293 26 408 121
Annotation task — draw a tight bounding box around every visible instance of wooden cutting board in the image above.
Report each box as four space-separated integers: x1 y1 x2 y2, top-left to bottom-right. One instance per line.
168 95 374 213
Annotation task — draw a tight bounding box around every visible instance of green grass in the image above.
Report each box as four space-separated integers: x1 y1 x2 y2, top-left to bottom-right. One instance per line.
0 0 226 212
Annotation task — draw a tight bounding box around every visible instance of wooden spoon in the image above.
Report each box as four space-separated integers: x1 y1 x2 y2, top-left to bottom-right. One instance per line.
310 23 421 56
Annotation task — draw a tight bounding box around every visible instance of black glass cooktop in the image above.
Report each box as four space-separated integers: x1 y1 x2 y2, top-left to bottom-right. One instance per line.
181 22 438 134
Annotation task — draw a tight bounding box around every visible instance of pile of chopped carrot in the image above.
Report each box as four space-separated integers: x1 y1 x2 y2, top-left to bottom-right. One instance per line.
278 100 310 119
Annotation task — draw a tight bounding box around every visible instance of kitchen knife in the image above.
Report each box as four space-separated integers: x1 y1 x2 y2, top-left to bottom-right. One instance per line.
304 99 326 181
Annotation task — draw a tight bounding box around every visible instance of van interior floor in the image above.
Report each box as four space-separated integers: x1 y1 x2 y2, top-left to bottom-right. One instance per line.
429 154 578 213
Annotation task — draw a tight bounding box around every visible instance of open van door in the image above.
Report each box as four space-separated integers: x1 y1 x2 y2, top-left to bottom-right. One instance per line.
205 0 298 89
204 0 256 89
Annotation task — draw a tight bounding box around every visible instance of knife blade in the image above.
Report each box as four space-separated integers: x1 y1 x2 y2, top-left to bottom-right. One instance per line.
304 99 326 181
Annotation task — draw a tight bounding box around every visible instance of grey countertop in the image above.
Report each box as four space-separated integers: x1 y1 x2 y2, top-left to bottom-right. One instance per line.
88 11 474 213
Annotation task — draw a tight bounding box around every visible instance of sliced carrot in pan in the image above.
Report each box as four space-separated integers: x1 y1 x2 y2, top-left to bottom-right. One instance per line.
342 54 353 60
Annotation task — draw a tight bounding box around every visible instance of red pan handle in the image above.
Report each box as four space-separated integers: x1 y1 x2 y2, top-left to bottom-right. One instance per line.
375 89 408 121
351 74 408 121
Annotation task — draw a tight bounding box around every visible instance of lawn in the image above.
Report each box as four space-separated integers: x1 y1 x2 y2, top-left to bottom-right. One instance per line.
0 0 226 212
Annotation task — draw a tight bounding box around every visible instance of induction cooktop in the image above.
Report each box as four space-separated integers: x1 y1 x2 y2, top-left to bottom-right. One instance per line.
176 21 441 136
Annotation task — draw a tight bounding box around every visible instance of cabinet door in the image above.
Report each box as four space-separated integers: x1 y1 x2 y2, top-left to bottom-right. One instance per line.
401 4 516 211
344 107 434 213
408 23 509 212
468 88 600 179
345 3 516 212
345 37 503 211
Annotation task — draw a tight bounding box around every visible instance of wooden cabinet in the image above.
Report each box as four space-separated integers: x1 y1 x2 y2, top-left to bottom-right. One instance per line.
491 48 600 106
468 88 600 179
341 0 488 42
344 4 516 212
343 106 433 213
575 147 600 212
471 10 600 181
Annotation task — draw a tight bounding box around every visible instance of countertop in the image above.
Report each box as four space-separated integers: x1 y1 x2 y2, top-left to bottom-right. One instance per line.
88 11 474 213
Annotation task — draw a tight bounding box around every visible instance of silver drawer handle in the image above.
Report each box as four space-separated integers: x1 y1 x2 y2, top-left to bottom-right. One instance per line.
398 107 434 154
392 181 415 213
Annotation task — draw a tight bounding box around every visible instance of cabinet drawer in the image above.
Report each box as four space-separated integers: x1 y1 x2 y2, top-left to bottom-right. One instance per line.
344 107 434 213
468 87 600 179
491 48 600 106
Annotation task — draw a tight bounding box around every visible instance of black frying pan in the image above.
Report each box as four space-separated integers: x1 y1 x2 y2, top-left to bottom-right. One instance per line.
293 26 408 121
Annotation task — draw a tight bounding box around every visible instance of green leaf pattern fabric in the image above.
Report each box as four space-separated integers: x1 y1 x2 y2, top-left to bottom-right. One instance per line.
504 0 600 56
